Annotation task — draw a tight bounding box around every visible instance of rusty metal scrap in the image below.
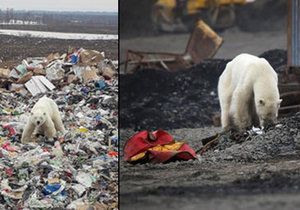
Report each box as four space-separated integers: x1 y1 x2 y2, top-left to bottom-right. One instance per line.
278 0 300 115
124 20 223 73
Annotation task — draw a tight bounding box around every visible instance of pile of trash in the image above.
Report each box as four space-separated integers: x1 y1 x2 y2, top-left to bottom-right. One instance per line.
202 112 299 162
120 49 286 130
0 47 117 96
0 49 118 209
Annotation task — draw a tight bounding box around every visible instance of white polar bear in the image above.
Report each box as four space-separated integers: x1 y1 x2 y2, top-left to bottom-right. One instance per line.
218 53 282 131
21 96 65 143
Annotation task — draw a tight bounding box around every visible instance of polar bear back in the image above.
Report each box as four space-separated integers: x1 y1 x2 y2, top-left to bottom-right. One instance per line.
32 96 58 119
225 53 278 91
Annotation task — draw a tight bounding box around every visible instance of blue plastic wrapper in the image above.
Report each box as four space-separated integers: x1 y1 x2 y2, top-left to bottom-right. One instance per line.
70 54 79 64
81 87 90 95
95 80 106 90
42 183 66 196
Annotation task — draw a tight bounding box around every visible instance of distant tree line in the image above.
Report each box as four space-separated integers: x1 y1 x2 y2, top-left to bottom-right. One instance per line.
0 8 45 24
0 9 117 26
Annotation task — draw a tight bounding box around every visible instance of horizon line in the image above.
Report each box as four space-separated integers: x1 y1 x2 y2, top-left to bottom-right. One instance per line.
0 8 118 13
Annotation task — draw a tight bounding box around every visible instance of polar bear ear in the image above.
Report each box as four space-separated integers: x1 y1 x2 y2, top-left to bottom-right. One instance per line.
259 99 265 106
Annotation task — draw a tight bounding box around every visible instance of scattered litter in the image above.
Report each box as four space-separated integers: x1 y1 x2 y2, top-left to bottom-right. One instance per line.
248 126 264 135
1 47 117 97
0 47 118 208
25 76 55 96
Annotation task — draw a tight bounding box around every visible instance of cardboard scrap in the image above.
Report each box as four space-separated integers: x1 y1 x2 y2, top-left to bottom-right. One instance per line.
32 76 48 93
25 76 55 96
46 52 60 63
16 72 33 84
67 74 78 84
33 68 46 76
82 69 99 83
101 66 116 80
37 76 55 90
80 50 104 65
0 68 10 78
76 202 108 210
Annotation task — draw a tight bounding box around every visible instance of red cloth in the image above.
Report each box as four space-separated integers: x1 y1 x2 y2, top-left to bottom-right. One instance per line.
124 130 197 163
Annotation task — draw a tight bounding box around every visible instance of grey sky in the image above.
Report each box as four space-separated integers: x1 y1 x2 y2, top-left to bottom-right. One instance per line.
0 0 118 12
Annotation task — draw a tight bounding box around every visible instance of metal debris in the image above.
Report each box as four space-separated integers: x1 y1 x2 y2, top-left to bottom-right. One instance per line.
124 20 223 73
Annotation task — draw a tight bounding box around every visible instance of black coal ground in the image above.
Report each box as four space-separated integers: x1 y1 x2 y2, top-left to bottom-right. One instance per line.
119 49 300 210
120 110 300 209
120 49 287 130
120 112 300 210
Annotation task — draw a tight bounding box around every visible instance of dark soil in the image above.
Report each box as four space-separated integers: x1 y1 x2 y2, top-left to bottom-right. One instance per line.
0 35 118 68
120 111 300 210
120 49 287 130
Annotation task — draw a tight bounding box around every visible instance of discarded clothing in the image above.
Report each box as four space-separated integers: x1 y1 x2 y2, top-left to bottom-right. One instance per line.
124 130 197 163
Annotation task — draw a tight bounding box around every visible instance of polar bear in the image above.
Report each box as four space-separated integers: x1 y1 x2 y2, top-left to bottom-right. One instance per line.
21 96 65 143
218 53 282 131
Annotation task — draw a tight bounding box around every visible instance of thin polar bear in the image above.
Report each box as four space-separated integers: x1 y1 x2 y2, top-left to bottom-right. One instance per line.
218 53 282 131
21 96 65 143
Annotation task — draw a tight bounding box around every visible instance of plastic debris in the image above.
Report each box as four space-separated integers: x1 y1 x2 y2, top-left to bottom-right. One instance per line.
0 47 118 209
0 47 117 97
76 172 94 188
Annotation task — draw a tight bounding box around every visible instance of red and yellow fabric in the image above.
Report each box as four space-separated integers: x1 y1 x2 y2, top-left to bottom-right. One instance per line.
124 130 197 163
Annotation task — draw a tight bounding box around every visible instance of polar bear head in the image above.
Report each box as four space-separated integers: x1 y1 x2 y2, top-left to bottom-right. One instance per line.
30 110 47 126
256 98 282 127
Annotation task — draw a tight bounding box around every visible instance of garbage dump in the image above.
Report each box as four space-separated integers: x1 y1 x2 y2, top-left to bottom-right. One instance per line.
120 49 287 130
0 48 118 209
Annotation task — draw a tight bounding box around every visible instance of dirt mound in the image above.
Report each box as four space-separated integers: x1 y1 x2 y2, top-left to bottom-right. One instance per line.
120 59 229 130
204 112 299 162
259 49 287 71
120 49 286 130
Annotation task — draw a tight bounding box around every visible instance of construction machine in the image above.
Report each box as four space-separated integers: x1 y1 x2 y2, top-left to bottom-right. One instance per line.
151 0 255 32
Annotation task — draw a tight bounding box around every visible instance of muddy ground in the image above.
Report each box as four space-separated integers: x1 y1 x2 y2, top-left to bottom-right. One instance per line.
0 35 118 68
120 112 300 210
120 123 300 210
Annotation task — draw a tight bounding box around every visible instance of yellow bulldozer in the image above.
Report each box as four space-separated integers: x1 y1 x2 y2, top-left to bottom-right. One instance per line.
151 0 255 32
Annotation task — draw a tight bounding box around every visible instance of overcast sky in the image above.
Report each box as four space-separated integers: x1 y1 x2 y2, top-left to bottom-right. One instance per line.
0 0 118 12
